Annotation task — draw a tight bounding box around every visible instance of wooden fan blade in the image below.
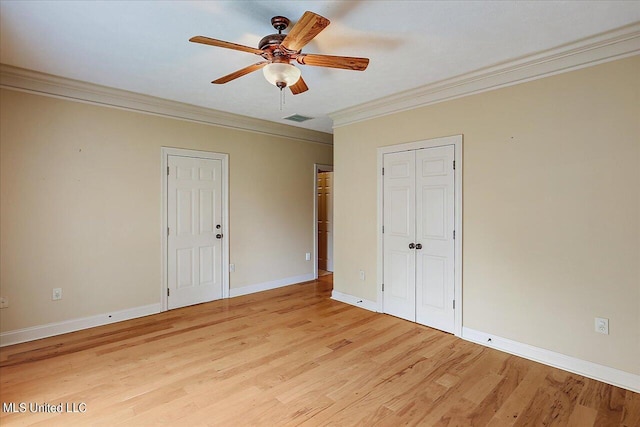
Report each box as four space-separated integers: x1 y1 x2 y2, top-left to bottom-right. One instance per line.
296 54 369 71
190 36 264 55
289 76 309 95
281 11 330 52
212 62 268 84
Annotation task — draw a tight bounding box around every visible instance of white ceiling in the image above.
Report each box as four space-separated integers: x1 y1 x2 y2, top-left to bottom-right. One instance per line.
1 1 639 134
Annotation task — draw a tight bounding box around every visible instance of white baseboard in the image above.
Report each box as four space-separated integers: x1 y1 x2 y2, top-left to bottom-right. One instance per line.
331 290 378 312
0 303 162 347
462 327 639 393
229 273 315 298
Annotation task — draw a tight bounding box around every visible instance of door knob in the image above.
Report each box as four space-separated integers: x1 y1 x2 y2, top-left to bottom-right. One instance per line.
415 243 422 250
216 234 223 239
409 243 415 249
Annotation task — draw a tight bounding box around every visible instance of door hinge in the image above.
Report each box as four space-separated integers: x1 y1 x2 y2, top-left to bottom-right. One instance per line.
382 225 384 234
453 160 456 170
453 300 455 309
167 288 170 297
453 230 455 240
167 166 170 175
382 167 385 176
167 227 170 236
382 283 384 291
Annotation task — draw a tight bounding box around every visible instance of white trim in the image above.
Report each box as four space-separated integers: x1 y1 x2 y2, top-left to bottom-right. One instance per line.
0 303 161 347
462 327 640 393
331 23 640 128
161 147 230 311
313 164 334 279
0 64 332 145
331 290 378 312
229 274 315 298
377 135 463 337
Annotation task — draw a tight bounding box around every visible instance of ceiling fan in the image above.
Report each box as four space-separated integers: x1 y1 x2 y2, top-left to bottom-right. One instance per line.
189 11 369 95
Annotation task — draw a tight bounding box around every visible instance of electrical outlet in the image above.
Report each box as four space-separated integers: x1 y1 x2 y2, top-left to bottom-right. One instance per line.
305 252 311 261
52 288 63 301
595 317 609 335
359 270 365 281
0 297 8 309
229 263 235 272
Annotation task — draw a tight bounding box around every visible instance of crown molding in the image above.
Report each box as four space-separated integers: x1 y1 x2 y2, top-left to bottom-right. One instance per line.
0 64 333 145
331 22 640 129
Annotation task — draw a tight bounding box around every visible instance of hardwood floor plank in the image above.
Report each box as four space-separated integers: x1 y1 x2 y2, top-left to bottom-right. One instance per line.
465 356 531 425
621 390 640 427
593 384 627 426
514 373 584 426
1 275 637 426
567 404 598 426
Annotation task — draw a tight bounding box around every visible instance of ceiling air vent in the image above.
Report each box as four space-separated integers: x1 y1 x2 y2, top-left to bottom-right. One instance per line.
283 114 314 123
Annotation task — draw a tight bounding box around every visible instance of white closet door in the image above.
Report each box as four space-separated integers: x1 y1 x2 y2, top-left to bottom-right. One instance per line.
383 150 416 321
382 145 456 333
167 155 223 309
415 145 455 332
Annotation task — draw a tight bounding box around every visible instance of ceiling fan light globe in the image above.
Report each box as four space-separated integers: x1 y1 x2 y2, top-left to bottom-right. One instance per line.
263 63 301 88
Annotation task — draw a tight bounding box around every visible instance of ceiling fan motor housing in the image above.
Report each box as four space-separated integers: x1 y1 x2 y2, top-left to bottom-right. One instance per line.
258 33 286 51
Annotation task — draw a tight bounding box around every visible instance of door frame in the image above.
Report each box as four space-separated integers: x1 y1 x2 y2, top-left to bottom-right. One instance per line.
313 163 333 279
377 135 463 336
161 147 229 311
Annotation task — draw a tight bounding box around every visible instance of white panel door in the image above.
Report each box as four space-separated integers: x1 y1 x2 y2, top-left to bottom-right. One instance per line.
415 145 455 332
167 155 222 309
383 145 455 332
383 150 416 322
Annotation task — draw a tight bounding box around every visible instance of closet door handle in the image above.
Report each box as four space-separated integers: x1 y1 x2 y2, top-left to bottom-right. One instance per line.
415 243 422 250
409 243 415 249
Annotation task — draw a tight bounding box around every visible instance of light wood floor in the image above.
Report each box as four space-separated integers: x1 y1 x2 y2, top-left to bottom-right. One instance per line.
1 275 638 426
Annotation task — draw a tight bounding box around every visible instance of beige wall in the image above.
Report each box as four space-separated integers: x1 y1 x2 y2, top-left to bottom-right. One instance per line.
0 89 332 332
333 56 639 374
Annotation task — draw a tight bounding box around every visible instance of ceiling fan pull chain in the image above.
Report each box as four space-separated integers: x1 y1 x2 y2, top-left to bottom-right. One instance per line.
280 87 285 111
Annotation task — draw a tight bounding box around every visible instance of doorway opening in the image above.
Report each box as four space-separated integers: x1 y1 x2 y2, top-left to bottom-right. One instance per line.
314 164 333 279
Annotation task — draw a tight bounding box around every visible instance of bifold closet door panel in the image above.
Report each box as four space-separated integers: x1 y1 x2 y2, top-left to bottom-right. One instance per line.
382 150 416 322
